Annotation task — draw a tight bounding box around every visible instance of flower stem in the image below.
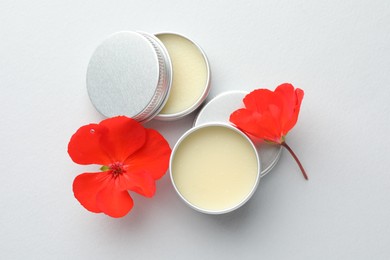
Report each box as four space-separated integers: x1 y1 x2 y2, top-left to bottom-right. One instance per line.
281 142 308 180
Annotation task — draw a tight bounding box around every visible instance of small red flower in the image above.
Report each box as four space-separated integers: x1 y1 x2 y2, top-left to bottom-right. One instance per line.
230 83 308 180
68 116 171 217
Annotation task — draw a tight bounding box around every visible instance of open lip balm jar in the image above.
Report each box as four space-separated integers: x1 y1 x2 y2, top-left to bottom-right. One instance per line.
86 31 210 122
194 91 282 177
170 123 261 214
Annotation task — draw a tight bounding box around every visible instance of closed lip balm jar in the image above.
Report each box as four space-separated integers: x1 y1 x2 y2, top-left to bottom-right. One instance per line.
170 123 261 214
86 31 210 122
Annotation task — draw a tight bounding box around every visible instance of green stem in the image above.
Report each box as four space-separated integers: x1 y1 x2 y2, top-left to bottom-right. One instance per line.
281 142 309 180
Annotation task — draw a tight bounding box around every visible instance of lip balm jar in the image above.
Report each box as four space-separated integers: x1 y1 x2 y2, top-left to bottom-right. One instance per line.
170 123 261 214
86 31 210 122
194 91 282 176
154 33 210 120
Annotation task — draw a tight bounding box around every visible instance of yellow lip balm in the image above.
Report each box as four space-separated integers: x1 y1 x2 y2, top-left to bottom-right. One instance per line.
155 33 210 119
170 124 260 214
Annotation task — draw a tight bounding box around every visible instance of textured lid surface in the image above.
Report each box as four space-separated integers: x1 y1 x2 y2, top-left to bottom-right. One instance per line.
194 91 282 177
87 31 165 120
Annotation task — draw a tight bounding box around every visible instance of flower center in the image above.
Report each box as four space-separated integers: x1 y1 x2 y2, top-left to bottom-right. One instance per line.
109 162 126 178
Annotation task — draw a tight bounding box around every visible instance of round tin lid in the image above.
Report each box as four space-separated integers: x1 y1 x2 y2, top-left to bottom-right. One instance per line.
86 31 172 122
194 91 282 177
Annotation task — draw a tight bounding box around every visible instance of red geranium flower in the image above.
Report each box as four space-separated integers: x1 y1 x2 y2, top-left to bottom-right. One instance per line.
68 116 171 217
230 83 308 180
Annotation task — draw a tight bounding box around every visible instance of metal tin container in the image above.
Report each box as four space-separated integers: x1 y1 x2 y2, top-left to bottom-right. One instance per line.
170 123 261 214
86 31 210 123
154 32 211 121
194 91 282 177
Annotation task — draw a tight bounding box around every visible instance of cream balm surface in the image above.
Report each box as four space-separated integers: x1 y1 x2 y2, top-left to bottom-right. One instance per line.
170 124 260 214
156 33 209 118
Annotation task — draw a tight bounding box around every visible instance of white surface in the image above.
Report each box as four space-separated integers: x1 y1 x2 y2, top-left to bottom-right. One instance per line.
1 1 389 259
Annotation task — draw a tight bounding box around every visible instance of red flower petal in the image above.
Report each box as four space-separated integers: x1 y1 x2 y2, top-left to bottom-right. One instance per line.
124 129 171 180
283 87 304 135
230 108 281 142
243 89 271 111
275 83 295 119
117 171 156 197
274 83 297 134
96 181 134 218
69 116 171 217
229 83 304 143
99 116 146 162
68 124 111 165
73 171 111 213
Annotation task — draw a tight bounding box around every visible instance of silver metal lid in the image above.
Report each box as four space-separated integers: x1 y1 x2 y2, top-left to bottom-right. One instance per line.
86 31 172 122
194 91 282 177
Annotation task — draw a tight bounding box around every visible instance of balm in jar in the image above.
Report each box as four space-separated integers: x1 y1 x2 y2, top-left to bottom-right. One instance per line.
194 91 282 176
170 123 261 214
154 33 210 120
86 31 210 122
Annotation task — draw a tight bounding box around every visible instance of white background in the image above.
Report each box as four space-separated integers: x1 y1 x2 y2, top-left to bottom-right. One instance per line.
1 1 389 259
